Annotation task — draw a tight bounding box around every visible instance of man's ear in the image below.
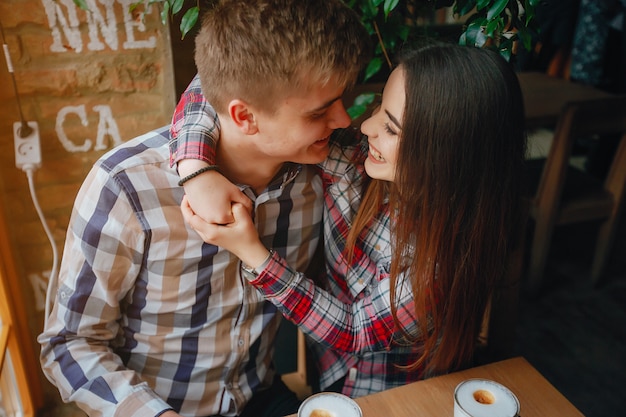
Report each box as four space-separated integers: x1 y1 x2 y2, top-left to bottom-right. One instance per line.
228 99 258 135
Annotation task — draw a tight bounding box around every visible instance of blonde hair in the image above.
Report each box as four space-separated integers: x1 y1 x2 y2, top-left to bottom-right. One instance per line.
194 0 371 114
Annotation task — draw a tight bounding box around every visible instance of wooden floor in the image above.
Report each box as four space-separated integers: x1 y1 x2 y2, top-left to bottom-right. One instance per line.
514 219 626 417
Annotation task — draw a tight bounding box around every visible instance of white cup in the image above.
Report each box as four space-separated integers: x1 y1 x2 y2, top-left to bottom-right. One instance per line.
298 392 362 417
454 379 520 417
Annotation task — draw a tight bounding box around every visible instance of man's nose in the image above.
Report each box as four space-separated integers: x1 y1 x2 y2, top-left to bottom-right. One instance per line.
328 100 352 129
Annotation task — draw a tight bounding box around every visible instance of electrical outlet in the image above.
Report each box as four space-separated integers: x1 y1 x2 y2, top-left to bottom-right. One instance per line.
14 121 42 170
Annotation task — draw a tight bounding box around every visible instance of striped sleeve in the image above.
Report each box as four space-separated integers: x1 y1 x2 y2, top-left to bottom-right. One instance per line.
38 160 172 417
248 251 421 353
169 74 220 167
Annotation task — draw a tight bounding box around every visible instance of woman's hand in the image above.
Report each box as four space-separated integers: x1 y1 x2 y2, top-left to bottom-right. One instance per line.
178 159 252 225
181 196 270 268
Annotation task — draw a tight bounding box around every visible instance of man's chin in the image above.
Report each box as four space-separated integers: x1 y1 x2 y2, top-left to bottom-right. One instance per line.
290 150 329 165
308 147 330 164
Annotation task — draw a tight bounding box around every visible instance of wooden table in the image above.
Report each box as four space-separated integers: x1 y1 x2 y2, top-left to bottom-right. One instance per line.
290 357 583 417
518 72 614 130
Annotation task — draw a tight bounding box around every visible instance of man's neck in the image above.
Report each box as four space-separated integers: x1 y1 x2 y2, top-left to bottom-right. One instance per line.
217 132 284 195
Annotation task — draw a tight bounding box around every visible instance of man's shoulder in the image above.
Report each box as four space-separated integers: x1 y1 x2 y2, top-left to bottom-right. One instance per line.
98 125 172 175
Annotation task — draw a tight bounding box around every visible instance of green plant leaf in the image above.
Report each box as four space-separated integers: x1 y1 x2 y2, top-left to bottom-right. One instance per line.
72 0 89 10
458 32 467 46
485 17 502 37
498 37 513 61
361 0 379 19
171 0 184 14
347 92 376 120
180 6 199 39
487 0 509 20
524 0 537 25
383 0 400 17
476 0 490 11
499 46 511 61
456 0 477 16
363 57 382 82
354 92 377 107
161 1 170 25
464 20 488 48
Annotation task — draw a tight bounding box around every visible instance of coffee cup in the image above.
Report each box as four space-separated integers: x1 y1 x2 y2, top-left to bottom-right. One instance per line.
298 392 362 417
454 379 520 417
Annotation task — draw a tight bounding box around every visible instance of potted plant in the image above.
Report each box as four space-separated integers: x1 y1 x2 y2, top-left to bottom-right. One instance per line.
73 0 538 117
72 1 537 64
342 0 538 117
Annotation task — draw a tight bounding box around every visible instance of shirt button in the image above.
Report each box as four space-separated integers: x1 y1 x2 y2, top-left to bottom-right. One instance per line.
238 339 244 346
226 382 233 389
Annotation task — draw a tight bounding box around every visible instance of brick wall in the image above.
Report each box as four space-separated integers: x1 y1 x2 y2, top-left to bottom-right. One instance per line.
0 0 177 412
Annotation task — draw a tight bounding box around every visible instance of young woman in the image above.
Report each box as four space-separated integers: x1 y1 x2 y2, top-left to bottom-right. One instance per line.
176 41 527 397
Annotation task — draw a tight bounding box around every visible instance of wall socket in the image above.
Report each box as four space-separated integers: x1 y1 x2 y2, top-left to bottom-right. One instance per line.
14 121 42 170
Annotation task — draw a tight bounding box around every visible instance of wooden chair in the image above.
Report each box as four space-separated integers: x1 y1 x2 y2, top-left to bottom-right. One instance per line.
526 96 626 293
279 326 313 400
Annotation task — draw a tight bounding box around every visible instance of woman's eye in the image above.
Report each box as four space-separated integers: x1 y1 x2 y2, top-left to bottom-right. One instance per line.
384 123 397 136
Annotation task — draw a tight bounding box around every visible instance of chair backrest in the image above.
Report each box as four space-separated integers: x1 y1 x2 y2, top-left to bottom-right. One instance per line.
526 95 626 291
533 96 626 224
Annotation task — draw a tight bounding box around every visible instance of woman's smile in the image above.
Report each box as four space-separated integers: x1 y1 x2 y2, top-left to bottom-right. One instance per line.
368 144 386 163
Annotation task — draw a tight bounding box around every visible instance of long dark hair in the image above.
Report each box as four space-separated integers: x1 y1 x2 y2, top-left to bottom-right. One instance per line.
347 41 527 374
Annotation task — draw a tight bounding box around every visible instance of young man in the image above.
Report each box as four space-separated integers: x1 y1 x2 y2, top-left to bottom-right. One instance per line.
38 1 370 416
